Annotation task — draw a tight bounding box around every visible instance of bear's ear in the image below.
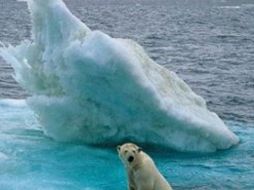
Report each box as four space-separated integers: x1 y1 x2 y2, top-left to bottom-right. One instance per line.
137 147 142 153
117 145 121 152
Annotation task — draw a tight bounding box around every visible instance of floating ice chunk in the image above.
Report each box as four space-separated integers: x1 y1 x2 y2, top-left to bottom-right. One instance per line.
0 99 27 108
0 0 239 152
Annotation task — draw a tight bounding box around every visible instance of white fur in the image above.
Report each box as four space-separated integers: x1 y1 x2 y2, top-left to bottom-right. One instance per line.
118 143 173 190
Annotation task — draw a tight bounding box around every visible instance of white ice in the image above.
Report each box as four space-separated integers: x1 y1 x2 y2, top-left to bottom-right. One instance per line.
0 0 239 152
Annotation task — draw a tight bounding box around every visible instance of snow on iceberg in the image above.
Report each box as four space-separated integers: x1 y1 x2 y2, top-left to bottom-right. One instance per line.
0 0 239 152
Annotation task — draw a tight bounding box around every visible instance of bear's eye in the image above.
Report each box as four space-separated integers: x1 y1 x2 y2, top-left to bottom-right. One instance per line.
124 150 128 154
132 150 136 154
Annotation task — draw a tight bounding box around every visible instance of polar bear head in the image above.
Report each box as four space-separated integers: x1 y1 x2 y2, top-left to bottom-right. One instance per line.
117 143 142 168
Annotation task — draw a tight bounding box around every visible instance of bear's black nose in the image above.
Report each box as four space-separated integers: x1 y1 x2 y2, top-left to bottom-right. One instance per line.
128 156 134 163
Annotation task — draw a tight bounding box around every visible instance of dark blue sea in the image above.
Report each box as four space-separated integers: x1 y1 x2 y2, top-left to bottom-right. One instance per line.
0 0 253 189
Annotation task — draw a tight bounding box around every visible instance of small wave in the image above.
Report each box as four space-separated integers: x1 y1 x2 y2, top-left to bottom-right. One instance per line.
215 34 240 39
219 4 254 9
242 4 254 9
0 152 8 160
218 6 241 9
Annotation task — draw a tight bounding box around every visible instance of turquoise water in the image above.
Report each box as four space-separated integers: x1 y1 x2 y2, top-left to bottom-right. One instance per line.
0 100 253 190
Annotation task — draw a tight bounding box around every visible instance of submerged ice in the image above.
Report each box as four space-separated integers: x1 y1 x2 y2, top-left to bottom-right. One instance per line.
0 0 239 152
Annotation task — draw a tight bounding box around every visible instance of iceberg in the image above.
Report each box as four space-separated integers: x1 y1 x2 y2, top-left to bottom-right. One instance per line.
0 0 239 152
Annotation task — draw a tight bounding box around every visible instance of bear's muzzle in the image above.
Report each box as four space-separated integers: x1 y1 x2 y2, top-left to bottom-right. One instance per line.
128 156 134 163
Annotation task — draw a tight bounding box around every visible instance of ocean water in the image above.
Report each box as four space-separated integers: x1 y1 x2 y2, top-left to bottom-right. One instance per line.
0 0 254 189
0 100 253 189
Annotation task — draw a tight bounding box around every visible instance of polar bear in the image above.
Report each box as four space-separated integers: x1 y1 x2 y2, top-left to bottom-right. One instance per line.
117 143 173 190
